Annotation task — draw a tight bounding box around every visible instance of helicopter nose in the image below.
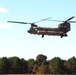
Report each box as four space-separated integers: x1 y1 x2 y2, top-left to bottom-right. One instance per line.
28 30 31 33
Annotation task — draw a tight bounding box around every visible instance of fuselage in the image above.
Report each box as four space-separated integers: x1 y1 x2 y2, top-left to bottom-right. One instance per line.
27 22 71 38
28 26 67 37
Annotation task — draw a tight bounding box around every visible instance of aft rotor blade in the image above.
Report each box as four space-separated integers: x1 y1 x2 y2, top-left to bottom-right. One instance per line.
47 20 64 22
47 20 76 23
8 21 31 24
68 21 76 23
65 16 75 22
47 16 75 23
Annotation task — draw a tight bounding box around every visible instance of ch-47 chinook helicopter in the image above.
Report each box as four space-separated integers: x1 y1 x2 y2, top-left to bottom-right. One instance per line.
8 16 76 38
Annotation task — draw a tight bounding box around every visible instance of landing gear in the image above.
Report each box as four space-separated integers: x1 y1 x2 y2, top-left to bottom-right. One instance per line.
61 35 63 38
61 33 68 38
42 35 44 38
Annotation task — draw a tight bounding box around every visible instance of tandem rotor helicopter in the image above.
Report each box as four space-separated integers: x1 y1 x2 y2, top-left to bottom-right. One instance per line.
8 16 76 38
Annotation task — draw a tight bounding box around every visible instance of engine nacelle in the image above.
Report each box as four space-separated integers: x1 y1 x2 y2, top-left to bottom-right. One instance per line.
58 23 66 29
58 22 70 32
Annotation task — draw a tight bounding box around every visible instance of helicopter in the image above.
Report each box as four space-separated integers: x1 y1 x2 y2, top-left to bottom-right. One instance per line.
8 16 76 38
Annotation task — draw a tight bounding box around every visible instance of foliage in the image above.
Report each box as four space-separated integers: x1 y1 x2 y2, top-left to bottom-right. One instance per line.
64 56 76 73
27 59 35 73
0 57 10 74
49 57 65 74
21 58 28 74
8 56 22 73
36 54 47 66
0 54 76 74
38 61 49 74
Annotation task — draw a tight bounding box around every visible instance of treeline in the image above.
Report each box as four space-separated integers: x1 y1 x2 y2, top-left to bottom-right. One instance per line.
0 54 76 74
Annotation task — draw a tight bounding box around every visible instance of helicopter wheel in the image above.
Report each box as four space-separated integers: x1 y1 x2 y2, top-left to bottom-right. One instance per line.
61 33 68 38
65 34 68 36
61 35 63 38
42 35 44 38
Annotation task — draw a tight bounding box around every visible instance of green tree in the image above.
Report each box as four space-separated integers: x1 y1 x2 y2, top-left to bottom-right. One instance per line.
21 58 28 74
27 59 35 73
64 56 76 74
49 57 65 74
32 64 38 74
0 57 10 74
32 54 47 74
38 61 49 74
36 54 47 66
8 56 22 74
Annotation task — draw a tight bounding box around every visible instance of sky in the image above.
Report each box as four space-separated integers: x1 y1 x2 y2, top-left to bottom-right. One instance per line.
0 0 76 60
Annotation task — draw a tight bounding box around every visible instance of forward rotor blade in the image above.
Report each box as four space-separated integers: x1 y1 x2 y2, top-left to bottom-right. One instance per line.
8 21 31 24
33 17 52 23
8 17 52 24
